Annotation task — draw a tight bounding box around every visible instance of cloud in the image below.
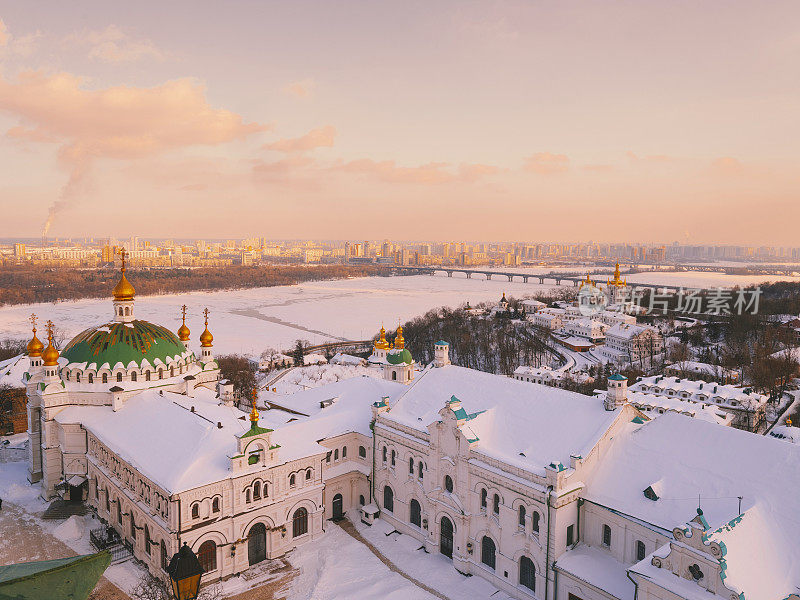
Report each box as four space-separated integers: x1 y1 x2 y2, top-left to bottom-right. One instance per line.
265 125 336 153
710 156 744 175
0 70 268 233
282 79 315 99
67 25 164 63
331 159 499 185
523 152 569 174
0 19 41 57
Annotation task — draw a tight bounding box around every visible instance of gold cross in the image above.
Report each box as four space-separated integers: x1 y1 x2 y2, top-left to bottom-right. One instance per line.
203 308 210 325
29 313 37 332
45 319 54 342
181 304 188 323
118 248 128 272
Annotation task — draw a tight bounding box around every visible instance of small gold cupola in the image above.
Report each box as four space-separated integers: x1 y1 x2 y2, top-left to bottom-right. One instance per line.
177 304 190 342
375 325 390 350
42 320 60 367
112 249 136 301
27 313 44 357
394 324 405 349
250 386 260 424
200 308 214 347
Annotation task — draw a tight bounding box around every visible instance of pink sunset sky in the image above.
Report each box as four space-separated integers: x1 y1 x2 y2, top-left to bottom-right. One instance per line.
0 1 798 244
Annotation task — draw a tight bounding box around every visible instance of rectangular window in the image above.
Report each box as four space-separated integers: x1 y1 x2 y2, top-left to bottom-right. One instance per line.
602 524 612 547
636 540 646 561
566 524 574 546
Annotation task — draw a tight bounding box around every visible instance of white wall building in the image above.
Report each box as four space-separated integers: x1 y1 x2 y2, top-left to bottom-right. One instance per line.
600 323 664 365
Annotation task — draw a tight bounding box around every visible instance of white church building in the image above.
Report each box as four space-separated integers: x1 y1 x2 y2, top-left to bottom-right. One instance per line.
21 262 799 599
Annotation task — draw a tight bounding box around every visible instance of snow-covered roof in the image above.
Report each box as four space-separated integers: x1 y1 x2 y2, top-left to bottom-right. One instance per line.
768 424 800 443
555 544 634 599
631 375 766 408
664 361 737 378
605 322 657 340
0 354 27 388
584 412 800 600
383 365 621 474
621 390 734 426
330 353 366 366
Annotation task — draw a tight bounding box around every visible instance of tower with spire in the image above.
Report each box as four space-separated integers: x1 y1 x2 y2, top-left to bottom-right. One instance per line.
26 313 44 377
384 324 415 384
369 325 391 364
606 262 628 305
41 320 60 383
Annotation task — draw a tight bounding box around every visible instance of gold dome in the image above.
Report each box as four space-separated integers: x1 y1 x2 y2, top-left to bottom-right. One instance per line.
42 322 59 367
375 325 390 350
113 249 136 301
394 324 405 350
250 388 259 423
27 315 44 357
200 308 213 347
27 332 44 357
177 305 190 342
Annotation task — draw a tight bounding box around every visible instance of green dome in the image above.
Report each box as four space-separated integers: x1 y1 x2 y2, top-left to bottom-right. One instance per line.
62 320 188 368
387 348 413 365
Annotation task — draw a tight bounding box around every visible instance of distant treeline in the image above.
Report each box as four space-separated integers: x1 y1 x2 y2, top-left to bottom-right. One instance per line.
0 264 383 306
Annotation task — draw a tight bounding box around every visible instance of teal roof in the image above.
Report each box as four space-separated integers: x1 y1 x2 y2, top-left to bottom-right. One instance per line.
448 395 460 404
436 340 449 346
62 320 187 368
240 424 273 438
387 348 413 365
608 373 628 381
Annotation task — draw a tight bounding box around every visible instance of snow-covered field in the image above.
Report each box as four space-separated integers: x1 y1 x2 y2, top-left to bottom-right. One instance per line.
265 363 382 395
0 276 551 356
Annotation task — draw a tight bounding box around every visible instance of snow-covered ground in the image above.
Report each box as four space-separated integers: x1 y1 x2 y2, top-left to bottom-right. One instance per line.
0 276 551 356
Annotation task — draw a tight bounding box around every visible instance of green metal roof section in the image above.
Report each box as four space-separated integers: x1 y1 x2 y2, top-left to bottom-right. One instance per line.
0 551 110 600
62 320 187 368
608 373 628 381
386 348 413 365
240 424 274 438
631 416 646 424
436 340 449 346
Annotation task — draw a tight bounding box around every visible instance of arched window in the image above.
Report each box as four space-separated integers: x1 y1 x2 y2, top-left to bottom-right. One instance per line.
493 494 500 514
76 372 81 383
102 373 108 384
191 504 199 519
481 536 496 569
519 556 535 591
124 307 130 316
130 513 137 540
160 540 168 571
410 499 421 527
145 371 151 381
145 525 152 555
117 501 122 524
289 474 296 487
444 475 453 493
198 540 217 572
382 447 387 463
293 507 308 537
359 494 365 505
391 450 396 467
306 469 312 480
602 524 612 547
88 373 94 383
409 457 414 474
342 446 347 459
105 492 110 513
359 446 366 458
254 481 261 500
170 366 174 377
392 371 397 381
246 489 251 504
518 505 526 528
418 461 423 479
116 372 122 382
212 497 220 513
532 511 540 533
131 372 137 382
383 485 394 512
480 488 487 509
334 449 339 461
636 540 646 561
158 369 163 379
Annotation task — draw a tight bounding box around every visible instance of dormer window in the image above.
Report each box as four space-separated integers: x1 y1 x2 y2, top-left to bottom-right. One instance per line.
289 474 296 487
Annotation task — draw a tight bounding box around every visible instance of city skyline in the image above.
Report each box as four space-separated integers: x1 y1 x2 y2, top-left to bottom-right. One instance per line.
1 1 798 243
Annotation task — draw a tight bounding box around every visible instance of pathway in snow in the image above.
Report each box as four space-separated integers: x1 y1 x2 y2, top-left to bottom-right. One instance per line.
336 520 450 600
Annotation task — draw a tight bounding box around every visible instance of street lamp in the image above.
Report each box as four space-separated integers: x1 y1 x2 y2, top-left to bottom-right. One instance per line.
166 542 204 600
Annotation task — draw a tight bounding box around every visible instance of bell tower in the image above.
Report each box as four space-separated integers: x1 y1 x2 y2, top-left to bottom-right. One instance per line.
112 249 136 323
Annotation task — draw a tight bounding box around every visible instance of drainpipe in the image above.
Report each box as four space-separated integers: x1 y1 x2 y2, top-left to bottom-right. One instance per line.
371 421 376 504
176 496 182 548
576 497 583 546
626 571 638 600
553 567 558 600
544 485 553 600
